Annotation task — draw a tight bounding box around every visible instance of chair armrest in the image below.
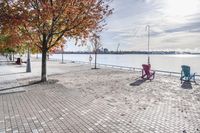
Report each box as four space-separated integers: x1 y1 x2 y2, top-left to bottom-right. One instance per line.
192 72 196 77
180 71 184 80
181 70 184 77
150 70 155 74
142 69 144 75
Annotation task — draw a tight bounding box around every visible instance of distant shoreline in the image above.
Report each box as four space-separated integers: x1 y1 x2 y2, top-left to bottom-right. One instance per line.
55 52 200 55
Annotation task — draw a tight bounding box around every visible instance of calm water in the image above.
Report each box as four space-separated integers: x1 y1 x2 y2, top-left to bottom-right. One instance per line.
48 54 200 74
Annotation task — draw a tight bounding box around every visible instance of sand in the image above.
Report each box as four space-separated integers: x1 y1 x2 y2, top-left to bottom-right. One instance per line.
14 59 200 113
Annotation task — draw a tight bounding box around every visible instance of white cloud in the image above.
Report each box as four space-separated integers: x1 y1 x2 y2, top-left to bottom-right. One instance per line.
67 0 200 52
98 0 200 52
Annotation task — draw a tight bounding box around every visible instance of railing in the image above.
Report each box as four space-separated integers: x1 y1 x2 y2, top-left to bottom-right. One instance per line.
47 58 200 78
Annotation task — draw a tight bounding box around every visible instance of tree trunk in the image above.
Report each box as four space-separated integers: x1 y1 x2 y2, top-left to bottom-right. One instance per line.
94 51 97 69
41 48 47 82
26 46 31 72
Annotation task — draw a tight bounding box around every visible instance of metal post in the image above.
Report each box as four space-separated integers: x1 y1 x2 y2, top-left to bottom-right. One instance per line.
146 25 150 64
61 45 65 64
62 48 64 63
26 44 31 72
89 54 92 66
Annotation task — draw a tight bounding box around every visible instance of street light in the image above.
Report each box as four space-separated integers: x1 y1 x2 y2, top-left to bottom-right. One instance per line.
145 25 150 65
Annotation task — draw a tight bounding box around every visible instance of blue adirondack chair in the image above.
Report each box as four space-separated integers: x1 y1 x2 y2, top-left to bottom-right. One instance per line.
180 65 196 83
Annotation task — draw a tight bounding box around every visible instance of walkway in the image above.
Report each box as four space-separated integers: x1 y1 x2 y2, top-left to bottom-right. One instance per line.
0 56 200 133
0 56 25 95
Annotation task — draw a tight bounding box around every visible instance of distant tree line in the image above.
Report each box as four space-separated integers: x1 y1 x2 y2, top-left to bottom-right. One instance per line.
55 50 200 55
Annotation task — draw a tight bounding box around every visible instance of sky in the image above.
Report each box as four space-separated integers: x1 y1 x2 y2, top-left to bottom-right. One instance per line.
67 0 200 52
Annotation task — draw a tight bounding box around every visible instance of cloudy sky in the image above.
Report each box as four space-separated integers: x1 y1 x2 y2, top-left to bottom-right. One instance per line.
68 0 200 52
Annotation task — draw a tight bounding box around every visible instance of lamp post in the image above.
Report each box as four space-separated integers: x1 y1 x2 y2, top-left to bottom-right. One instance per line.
26 44 31 72
61 45 64 63
146 25 150 65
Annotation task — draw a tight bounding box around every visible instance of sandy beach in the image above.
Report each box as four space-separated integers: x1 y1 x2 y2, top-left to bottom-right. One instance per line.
0 57 200 133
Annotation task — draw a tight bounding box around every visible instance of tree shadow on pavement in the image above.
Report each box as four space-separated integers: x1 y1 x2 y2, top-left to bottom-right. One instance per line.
0 72 27 76
0 79 60 92
0 80 42 91
130 78 146 86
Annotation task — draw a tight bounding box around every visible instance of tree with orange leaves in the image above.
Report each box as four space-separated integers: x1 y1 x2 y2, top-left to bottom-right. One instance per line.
0 32 20 59
0 0 113 81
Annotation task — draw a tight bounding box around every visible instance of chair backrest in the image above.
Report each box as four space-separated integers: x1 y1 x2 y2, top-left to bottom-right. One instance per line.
181 65 190 77
142 64 150 75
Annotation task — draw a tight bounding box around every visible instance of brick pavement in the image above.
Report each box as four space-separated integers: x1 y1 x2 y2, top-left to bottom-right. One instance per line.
0 56 25 95
0 82 200 133
0 56 200 133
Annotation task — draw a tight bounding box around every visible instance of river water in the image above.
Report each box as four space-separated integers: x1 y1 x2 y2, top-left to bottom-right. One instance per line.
48 54 200 74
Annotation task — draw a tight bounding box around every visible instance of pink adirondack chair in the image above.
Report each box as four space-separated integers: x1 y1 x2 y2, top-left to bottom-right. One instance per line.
141 64 155 80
